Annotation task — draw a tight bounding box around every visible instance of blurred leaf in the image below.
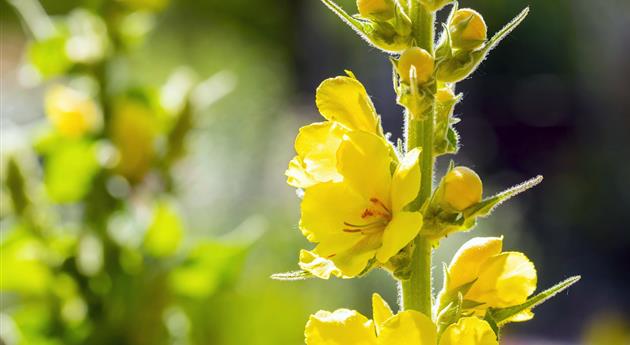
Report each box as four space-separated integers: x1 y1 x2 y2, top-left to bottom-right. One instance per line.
77 233 103 277
44 140 100 203
5 158 30 216
0 227 52 295
170 240 249 299
111 98 158 182
144 201 184 257
27 35 71 78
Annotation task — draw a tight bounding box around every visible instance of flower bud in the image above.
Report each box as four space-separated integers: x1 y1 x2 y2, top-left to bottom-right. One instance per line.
357 0 395 20
396 47 434 84
449 9 487 51
441 166 482 211
45 85 101 138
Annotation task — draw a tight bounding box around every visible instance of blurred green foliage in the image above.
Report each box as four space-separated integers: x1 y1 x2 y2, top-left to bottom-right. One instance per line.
0 1 266 344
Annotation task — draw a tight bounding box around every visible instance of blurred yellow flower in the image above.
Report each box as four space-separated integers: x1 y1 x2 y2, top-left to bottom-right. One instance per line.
298 131 422 278
306 293 496 345
111 99 157 182
45 85 101 138
286 74 380 188
439 237 537 318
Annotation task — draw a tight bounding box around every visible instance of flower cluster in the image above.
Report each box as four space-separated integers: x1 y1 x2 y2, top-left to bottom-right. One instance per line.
276 0 579 344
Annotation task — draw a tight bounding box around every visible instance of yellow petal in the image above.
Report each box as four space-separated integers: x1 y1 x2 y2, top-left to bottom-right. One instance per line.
287 122 347 188
286 156 317 188
391 148 421 211
316 75 379 133
299 249 346 279
447 237 503 291
439 317 498 345
375 211 423 263
305 309 377 345
378 310 436 345
466 252 537 308
336 131 393 205
324 234 382 277
372 293 394 335
300 181 368 244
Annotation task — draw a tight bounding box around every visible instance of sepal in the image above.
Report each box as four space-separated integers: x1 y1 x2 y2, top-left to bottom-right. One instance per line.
270 270 314 281
320 0 412 53
487 275 581 325
433 88 462 156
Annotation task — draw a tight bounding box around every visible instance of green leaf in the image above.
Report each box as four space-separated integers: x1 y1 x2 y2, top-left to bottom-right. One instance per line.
490 275 581 325
270 270 314 281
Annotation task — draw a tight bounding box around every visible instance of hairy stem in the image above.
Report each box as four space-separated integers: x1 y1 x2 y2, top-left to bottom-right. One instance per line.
400 3 435 317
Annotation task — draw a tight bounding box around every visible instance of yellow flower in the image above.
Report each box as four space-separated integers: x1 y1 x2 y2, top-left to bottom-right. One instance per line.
397 47 434 84
449 9 488 51
44 85 101 138
439 237 537 318
306 293 496 345
439 317 498 345
299 131 422 278
286 74 380 188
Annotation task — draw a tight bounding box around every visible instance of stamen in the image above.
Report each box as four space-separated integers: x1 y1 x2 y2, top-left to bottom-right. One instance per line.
370 197 392 215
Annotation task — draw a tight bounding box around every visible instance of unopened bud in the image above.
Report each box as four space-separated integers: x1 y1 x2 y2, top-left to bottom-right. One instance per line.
449 9 487 51
397 47 434 84
441 166 483 211
357 0 395 20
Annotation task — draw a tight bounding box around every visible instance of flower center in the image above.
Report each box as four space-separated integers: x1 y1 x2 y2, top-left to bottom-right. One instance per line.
343 198 392 234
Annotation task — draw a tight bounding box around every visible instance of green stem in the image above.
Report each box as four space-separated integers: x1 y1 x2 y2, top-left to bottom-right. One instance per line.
400 3 435 317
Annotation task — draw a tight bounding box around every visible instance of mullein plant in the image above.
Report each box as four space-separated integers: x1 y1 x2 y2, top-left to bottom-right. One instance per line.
1 1 251 344
274 0 580 343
